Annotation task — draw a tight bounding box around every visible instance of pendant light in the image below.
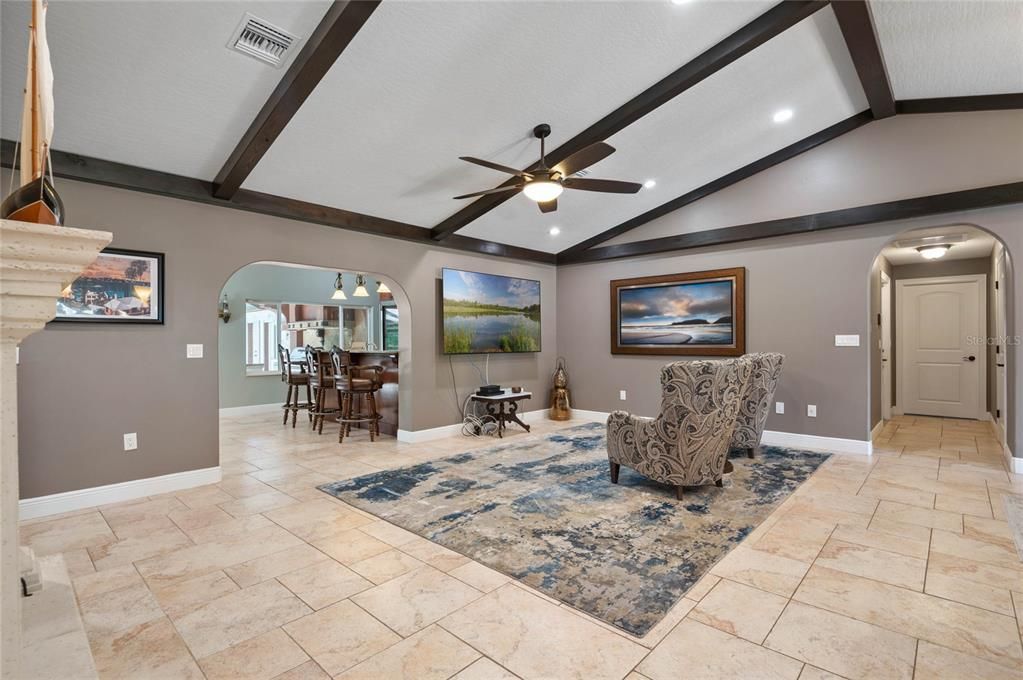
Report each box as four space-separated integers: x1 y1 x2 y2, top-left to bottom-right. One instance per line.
353 274 370 297
376 280 391 294
331 272 347 300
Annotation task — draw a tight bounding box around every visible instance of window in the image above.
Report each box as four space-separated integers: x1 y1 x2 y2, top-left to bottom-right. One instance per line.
382 305 399 350
245 302 282 374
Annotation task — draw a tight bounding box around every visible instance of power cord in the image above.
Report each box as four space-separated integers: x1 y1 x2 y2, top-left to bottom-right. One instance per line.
448 355 498 438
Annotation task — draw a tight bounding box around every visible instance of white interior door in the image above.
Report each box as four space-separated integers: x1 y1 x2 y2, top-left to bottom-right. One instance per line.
897 275 986 419
995 251 1008 440
880 271 892 419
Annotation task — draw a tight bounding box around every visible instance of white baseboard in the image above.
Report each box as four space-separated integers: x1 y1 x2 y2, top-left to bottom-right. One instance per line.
870 420 884 440
398 409 550 444
20 466 222 520
219 403 281 417
761 430 872 456
570 409 612 422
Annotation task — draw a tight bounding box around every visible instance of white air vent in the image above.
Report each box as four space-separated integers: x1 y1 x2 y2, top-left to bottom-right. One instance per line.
228 13 300 68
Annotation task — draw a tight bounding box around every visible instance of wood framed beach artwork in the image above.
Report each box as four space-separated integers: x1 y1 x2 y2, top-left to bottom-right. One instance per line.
54 248 164 323
610 268 745 356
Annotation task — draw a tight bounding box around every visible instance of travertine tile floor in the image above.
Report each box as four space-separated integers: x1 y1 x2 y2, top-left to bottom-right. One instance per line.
19 411 1023 679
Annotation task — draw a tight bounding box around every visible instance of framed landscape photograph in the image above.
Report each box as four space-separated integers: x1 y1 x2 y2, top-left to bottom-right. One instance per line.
610 268 745 356
54 248 164 324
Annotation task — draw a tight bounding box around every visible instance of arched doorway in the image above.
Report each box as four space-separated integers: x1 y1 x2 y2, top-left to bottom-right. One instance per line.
216 261 412 456
867 224 1014 463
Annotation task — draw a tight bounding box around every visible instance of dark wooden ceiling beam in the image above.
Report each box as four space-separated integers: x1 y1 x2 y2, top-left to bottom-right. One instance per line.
429 0 828 241
558 110 875 259
896 94 1023 114
0 139 556 264
831 0 896 119
212 0 381 199
558 182 1023 264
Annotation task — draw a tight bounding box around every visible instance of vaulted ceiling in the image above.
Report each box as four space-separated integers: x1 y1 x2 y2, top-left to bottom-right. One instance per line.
2 0 1021 261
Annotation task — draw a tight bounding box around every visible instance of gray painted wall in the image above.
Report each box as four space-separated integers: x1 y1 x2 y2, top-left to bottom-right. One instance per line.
12 174 557 498
557 208 1020 454
604 111 1023 246
218 265 393 409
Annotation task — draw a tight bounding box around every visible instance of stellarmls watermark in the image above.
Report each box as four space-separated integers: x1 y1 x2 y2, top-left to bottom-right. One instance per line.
967 335 1022 346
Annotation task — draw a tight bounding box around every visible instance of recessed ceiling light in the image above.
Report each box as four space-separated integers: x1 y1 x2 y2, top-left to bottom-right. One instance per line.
549 226 561 236
772 108 794 124
643 179 657 189
670 0 691 5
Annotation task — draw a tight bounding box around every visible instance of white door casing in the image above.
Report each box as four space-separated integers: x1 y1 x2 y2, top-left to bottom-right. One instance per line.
995 249 1008 440
880 271 892 420
896 275 986 419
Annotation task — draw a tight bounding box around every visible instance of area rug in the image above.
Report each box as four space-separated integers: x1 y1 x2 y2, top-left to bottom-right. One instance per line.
319 422 829 636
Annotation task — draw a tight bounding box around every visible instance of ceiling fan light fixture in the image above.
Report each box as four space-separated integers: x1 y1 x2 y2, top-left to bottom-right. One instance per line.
917 244 952 260
523 179 563 203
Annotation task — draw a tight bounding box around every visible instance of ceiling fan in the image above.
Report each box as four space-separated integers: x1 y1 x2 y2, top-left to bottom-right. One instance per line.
453 123 642 214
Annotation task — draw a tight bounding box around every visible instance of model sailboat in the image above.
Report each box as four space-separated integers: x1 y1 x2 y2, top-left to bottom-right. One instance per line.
1 0 64 225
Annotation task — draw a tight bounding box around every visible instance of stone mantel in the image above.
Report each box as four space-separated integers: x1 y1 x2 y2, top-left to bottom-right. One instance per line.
0 219 112 677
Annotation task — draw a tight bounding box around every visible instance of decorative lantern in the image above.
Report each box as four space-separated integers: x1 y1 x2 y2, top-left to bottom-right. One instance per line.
549 357 571 421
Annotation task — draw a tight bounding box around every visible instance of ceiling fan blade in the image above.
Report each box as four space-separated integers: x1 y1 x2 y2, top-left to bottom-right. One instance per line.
538 198 558 214
553 142 615 178
562 177 642 194
459 156 533 179
453 184 523 200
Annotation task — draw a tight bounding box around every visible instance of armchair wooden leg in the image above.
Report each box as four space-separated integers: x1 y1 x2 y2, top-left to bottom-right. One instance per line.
676 486 684 501
609 461 620 484
715 479 723 488
747 447 755 459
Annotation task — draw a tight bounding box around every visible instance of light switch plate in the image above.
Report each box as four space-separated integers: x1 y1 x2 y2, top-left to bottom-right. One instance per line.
807 404 817 417
186 344 204 359
775 401 784 414
123 433 138 451
619 390 627 401
835 334 860 347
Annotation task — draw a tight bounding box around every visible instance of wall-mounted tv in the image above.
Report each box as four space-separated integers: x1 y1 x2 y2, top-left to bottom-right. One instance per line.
442 268 541 354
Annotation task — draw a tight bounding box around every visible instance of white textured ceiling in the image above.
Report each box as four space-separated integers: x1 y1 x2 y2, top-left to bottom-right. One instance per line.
1 0 1019 254
881 225 997 265
0 0 331 180
241 0 774 227
872 0 1023 100
460 6 867 252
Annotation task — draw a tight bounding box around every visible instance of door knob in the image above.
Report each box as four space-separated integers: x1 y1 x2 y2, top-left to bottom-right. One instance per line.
962 355 976 362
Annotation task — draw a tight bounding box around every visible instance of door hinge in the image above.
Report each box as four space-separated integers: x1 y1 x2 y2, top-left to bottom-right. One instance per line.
997 408 1001 419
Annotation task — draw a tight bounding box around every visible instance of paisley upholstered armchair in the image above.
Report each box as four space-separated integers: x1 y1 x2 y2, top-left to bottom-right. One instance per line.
731 353 785 458
606 358 752 500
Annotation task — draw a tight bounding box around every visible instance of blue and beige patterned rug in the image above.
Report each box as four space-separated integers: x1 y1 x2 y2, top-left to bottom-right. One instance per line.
319 422 829 636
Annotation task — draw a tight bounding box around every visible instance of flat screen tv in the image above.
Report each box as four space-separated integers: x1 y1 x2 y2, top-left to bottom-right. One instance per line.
442 268 541 354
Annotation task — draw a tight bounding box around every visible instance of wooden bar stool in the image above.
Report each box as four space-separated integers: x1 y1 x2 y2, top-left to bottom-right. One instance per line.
334 356 383 443
278 344 312 428
307 347 339 434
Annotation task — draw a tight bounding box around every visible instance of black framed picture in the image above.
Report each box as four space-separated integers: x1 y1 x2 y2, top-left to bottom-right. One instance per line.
54 248 164 324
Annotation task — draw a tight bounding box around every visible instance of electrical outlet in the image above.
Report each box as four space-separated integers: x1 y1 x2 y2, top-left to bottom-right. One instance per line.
775 401 784 414
186 344 204 359
619 390 627 401
123 433 138 451
807 404 817 417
